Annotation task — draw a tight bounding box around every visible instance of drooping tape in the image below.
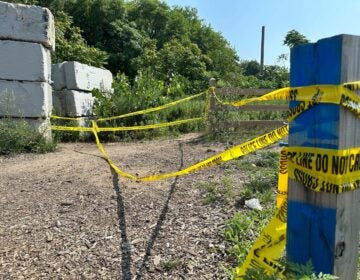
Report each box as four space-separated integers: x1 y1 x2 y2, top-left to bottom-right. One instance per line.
91 121 289 182
236 201 287 279
96 90 207 122
287 146 360 194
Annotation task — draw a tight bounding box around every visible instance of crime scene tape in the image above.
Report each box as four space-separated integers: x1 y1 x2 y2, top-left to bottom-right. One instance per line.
213 82 360 121
95 117 204 132
236 202 287 278
277 148 288 208
236 149 288 278
51 125 93 132
50 115 89 121
96 90 207 122
51 117 205 133
91 121 289 181
287 146 360 194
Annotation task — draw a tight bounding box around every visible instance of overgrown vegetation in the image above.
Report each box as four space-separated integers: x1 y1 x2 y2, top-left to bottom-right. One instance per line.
0 119 56 155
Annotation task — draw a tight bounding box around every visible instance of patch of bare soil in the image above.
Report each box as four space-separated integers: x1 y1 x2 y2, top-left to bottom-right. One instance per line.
0 133 273 279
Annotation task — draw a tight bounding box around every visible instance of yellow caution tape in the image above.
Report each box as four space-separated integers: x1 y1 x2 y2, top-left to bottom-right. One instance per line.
236 148 288 278
287 146 360 194
277 148 288 208
236 201 287 278
214 87 290 107
91 121 289 181
51 125 93 132
51 115 88 121
95 117 204 132
97 90 207 122
213 83 360 121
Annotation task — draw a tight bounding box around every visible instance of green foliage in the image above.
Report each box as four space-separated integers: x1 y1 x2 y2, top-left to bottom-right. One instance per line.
0 119 56 155
4 0 289 92
198 176 234 205
283 29 310 48
92 70 206 140
52 11 108 67
285 261 338 280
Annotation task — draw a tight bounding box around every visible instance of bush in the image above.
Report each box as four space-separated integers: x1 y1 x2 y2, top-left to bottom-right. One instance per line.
92 70 207 141
0 119 56 155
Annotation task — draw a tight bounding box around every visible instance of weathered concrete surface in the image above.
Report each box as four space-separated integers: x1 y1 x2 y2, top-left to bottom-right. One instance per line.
51 62 66 91
0 1 55 50
0 81 52 118
53 90 95 117
0 40 51 82
52 61 112 92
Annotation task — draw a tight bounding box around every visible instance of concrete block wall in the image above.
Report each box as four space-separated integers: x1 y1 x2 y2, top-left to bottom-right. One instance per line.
0 1 54 139
52 61 112 117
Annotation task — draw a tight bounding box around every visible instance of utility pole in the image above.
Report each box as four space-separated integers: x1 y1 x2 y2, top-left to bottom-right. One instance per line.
260 26 265 75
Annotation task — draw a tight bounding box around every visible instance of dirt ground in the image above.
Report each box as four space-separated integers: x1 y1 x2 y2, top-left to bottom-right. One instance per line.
0 133 259 280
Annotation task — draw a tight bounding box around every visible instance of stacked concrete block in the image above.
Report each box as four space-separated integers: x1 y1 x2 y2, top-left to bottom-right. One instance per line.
52 61 112 117
0 1 55 139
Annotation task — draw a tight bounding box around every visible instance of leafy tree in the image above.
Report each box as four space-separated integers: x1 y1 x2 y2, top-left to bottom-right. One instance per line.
283 29 310 48
241 60 261 76
52 11 108 67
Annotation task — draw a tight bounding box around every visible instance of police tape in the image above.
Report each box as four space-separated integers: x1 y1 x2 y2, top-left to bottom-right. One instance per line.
236 149 288 278
51 125 93 132
94 117 204 132
91 121 289 182
50 115 89 121
51 117 205 133
236 200 287 278
287 146 360 194
96 90 208 122
213 83 360 121
277 148 288 208
214 87 290 107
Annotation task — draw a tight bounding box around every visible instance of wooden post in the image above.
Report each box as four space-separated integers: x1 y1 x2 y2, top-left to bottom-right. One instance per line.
286 35 360 278
208 78 216 134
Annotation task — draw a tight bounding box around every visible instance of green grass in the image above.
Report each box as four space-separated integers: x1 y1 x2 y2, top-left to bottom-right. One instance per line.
161 258 181 272
198 176 235 205
0 119 56 155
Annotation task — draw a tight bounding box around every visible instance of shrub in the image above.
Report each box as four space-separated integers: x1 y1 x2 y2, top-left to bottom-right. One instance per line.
92 70 207 140
0 119 56 155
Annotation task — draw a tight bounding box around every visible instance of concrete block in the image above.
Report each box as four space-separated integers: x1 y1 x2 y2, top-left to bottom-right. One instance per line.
0 40 51 82
0 81 52 118
51 62 66 91
0 1 55 50
52 61 112 92
53 90 95 117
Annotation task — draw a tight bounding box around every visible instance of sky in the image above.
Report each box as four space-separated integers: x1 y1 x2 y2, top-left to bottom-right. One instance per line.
164 0 360 66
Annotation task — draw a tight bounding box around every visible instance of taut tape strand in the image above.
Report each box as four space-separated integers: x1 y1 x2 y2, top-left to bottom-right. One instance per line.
97 91 207 122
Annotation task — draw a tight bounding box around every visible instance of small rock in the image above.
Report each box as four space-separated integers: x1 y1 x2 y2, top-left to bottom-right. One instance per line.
45 231 53 242
60 201 73 206
154 255 161 266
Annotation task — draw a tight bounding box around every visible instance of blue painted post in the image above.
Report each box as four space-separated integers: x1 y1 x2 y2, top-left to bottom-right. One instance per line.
287 35 360 278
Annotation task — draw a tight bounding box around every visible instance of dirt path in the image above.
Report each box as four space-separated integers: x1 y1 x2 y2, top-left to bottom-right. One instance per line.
1 133 252 279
